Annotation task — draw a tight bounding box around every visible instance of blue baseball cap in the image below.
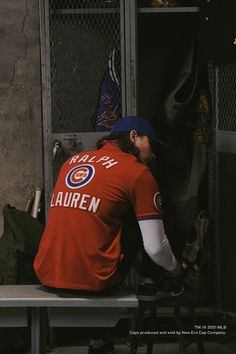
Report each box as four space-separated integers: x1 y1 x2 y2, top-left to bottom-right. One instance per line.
111 116 167 146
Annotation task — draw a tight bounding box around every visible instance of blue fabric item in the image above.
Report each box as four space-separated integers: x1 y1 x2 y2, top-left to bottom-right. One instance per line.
111 116 165 145
95 71 120 132
95 49 121 132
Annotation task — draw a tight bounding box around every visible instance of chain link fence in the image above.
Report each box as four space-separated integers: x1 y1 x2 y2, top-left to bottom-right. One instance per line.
49 0 121 133
207 61 216 219
218 62 236 131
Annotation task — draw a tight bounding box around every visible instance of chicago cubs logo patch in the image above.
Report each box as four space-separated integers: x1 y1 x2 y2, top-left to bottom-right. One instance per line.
154 192 163 212
66 164 95 189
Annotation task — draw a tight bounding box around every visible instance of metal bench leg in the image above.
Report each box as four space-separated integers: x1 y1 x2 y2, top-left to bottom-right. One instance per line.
188 306 205 354
175 305 187 354
130 302 145 354
31 307 47 354
147 305 156 354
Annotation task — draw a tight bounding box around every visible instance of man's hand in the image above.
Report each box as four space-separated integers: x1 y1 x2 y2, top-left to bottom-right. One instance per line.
167 259 201 294
168 259 184 277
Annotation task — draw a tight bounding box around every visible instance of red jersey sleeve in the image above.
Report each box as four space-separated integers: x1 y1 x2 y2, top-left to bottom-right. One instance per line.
131 169 163 220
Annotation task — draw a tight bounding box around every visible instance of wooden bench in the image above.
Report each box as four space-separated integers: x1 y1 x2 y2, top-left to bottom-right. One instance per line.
0 285 138 354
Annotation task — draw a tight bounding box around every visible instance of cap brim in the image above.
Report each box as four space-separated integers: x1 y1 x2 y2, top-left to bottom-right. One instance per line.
151 137 169 148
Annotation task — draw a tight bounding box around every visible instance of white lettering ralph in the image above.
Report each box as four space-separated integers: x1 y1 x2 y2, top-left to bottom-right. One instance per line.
96 156 110 163
102 159 118 169
69 154 118 170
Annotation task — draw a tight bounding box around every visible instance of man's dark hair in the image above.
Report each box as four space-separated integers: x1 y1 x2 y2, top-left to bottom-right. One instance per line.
96 132 145 161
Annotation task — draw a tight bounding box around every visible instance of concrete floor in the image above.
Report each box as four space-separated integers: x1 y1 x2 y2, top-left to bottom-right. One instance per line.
50 342 236 354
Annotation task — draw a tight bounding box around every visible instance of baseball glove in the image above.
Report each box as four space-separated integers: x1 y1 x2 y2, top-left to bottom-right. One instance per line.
151 0 178 7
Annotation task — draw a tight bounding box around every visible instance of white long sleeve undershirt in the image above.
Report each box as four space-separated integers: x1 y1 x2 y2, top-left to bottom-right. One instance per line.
138 219 177 272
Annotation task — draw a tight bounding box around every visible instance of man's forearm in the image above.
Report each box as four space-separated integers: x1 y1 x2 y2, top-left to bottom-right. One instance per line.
138 219 178 272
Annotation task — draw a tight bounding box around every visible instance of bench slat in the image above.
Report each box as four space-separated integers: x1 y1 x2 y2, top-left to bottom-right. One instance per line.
0 285 138 308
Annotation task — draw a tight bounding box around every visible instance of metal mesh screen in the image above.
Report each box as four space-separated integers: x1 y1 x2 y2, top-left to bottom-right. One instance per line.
207 61 216 219
218 62 236 131
51 0 120 9
49 0 121 133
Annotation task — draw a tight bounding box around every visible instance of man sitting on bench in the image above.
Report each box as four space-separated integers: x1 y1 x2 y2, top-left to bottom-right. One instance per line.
34 116 185 354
